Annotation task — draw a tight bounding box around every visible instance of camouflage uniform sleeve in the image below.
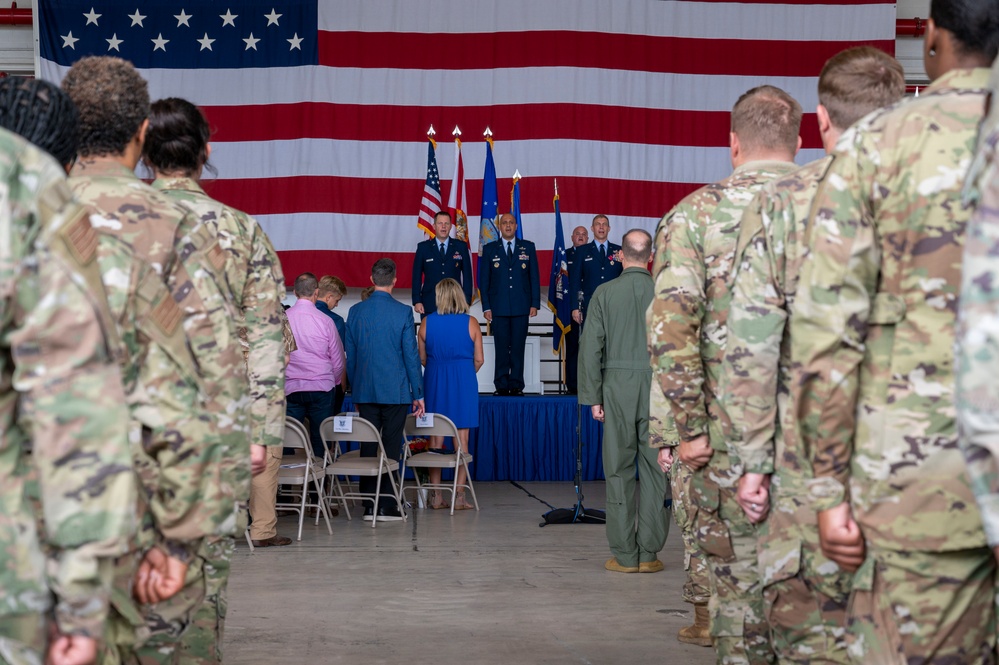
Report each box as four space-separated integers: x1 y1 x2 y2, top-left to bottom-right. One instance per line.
791 142 880 512
720 192 784 474
649 205 709 440
242 223 288 447
13 172 135 637
128 262 210 563
957 129 999 547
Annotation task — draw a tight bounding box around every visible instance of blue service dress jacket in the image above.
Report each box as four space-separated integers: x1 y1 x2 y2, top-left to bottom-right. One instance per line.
479 238 541 316
345 291 424 405
411 237 474 313
569 240 623 316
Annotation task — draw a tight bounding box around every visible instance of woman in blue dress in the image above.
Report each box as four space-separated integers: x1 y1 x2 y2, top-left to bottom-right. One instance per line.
418 278 484 510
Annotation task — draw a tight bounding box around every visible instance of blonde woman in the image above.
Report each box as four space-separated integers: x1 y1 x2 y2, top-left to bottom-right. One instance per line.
418 278 484 509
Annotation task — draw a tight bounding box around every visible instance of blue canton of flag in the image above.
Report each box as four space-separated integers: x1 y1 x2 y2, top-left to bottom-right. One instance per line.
38 1 319 69
547 192 570 353
478 138 499 254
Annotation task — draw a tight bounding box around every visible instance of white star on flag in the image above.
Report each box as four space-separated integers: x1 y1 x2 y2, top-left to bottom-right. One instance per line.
243 33 260 50
106 33 123 51
220 10 237 27
61 31 79 49
152 33 169 51
197 33 215 51
83 7 100 25
265 9 282 26
128 9 145 27
287 33 303 50
175 10 192 27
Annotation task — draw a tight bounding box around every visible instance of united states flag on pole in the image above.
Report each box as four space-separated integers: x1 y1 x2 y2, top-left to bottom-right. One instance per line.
417 137 442 237
36 0 894 287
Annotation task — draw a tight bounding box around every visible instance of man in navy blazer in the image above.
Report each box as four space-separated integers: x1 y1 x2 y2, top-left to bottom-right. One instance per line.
569 214 623 326
412 211 473 314
479 213 541 396
346 258 425 521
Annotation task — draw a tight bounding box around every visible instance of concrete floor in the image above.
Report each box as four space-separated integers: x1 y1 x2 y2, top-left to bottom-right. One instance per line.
223 482 716 665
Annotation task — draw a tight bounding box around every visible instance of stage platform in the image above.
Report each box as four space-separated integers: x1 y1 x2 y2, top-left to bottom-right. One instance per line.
342 394 605 482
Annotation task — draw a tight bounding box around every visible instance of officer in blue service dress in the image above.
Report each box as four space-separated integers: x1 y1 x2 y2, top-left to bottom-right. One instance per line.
570 214 623 327
412 210 473 315
479 212 541 396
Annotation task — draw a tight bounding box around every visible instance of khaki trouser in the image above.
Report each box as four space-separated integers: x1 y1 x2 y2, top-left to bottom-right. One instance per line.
248 447 282 540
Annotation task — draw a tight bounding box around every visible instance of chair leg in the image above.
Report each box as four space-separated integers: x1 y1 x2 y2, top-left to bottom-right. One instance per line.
315 474 333 535
386 469 406 521
462 458 480 511
449 464 459 516
297 481 307 541
372 468 384 529
245 528 255 553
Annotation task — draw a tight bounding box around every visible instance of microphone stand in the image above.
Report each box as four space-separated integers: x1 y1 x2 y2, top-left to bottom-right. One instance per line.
541 289 605 526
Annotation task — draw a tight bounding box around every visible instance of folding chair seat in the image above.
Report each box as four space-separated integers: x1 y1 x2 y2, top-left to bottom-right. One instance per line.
275 416 333 540
401 413 479 515
320 415 406 528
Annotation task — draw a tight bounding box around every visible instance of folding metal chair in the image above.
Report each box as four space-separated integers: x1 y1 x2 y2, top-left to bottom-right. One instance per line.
320 415 406 528
401 413 479 515
275 416 333 540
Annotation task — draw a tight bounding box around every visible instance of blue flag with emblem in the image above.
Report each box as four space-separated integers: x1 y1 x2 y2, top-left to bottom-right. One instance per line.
547 187 570 353
478 137 499 253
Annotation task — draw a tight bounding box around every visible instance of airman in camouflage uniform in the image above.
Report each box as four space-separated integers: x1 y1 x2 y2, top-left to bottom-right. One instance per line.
61 56 250 664
147 97 287 664
958 53 999 572
720 48 905 664
648 383 711 646
649 85 801 664
791 13 999 658
0 128 135 665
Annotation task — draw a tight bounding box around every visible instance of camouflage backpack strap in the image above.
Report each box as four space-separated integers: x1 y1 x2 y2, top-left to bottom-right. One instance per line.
133 265 204 393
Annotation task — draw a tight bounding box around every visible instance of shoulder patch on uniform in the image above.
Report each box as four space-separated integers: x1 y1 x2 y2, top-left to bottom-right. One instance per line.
152 292 182 335
62 206 99 265
208 241 227 271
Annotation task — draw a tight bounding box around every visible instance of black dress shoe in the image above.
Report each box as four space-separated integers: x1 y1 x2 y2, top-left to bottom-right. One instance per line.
374 506 403 522
362 506 374 521
510 389 525 396
493 389 510 396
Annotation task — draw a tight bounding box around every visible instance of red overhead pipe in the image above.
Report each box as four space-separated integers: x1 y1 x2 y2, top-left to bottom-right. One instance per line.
0 2 31 25
897 18 926 38
0 9 938 37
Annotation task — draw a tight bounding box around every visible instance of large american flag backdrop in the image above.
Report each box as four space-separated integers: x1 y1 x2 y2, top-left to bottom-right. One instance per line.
37 0 895 288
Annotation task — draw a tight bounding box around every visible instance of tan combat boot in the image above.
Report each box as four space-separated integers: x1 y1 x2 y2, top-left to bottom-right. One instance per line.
677 603 711 647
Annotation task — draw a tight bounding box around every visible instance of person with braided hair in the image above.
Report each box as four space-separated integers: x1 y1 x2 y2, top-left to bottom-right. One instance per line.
0 77 79 170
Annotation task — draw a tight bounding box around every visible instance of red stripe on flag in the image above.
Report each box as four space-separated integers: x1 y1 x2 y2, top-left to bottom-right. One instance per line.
202 105 824 147
204 176 704 220
318 31 894 76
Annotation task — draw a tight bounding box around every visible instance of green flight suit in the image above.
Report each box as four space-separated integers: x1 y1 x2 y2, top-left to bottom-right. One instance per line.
579 266 669 568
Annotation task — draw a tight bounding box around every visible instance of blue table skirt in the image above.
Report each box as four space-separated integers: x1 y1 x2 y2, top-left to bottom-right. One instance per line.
342 395 605 482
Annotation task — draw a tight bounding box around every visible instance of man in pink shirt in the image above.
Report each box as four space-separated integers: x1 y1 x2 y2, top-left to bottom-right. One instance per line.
286 272 346 457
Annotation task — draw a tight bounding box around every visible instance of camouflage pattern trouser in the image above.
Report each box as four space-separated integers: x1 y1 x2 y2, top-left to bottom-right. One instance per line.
691 450 774 665
758 490 850 664
133 537 234 665
0 614 46 665
846 545 995 665
671 459 710 605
